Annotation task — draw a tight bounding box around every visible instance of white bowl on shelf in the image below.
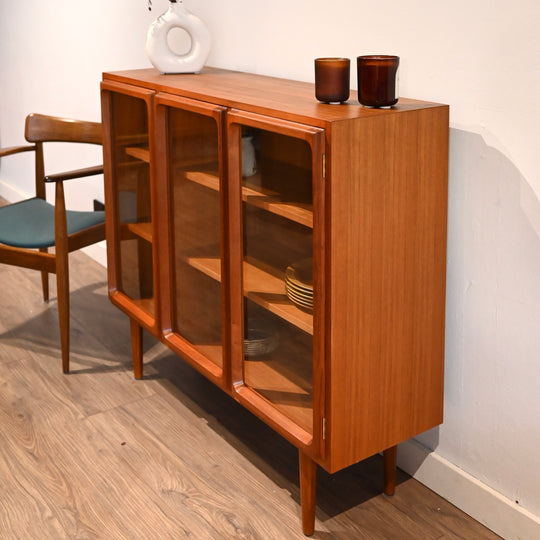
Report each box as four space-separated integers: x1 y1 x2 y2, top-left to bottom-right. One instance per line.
244 327 279 358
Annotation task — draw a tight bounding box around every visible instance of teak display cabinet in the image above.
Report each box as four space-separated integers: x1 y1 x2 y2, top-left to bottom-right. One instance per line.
101 68 449 536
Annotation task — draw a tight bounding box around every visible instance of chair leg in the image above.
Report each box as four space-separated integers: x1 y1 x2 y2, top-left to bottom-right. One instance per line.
56 253 70 374
39 248 49 301
54 180 70 373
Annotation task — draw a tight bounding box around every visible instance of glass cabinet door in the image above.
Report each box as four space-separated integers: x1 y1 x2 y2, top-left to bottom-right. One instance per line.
155 94 227 378
102 85 156 326
228 111 325 442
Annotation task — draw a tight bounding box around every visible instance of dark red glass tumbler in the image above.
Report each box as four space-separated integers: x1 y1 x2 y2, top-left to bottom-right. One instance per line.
314 57 350 104
357 55 400 107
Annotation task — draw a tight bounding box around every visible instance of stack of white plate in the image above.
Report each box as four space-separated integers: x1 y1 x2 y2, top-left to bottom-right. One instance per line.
285 258 313 310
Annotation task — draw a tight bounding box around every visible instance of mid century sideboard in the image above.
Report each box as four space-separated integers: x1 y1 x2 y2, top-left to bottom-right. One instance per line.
100 67 448 535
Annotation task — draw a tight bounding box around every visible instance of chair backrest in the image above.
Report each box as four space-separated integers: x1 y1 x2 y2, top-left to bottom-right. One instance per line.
25 113 102 145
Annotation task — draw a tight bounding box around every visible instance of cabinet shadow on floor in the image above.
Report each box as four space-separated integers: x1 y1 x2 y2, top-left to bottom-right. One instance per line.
142 342 410 521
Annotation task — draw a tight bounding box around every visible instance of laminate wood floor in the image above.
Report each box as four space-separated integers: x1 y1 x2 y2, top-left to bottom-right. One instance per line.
0 250 500 539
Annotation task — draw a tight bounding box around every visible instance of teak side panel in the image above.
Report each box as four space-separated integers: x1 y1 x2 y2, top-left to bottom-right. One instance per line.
326 107 449 472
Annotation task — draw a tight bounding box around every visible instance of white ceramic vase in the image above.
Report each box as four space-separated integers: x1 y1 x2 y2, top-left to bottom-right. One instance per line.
146 0 211 74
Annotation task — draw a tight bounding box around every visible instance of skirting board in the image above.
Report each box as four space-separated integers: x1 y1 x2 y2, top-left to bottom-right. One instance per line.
398 439 540 540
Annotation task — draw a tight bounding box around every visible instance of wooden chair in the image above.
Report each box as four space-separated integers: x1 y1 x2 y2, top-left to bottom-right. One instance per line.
0 113 105 373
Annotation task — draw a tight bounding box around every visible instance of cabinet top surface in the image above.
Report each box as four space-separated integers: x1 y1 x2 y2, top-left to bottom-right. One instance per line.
102 67 447 127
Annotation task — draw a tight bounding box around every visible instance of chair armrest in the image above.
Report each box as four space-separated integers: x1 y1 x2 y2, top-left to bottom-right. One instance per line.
0 144 36 158
44 164 104 183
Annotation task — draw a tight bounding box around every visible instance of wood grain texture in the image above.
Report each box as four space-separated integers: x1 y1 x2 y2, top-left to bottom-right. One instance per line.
326 107 449 472
104 68 444 129
25 112 101 145
0 243 499 539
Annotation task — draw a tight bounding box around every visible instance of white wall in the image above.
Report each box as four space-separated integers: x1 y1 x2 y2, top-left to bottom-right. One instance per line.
1 1 539 537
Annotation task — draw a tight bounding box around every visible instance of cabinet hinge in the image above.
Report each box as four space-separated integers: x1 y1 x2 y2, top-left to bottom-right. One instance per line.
322 154 326 178
322 417 326 440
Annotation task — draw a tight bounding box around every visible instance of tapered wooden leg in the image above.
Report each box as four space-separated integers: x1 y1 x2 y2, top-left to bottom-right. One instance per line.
130 318 143 379
56 253 70 374
299 451 317 536
55 181 70 373
40 248 49 301
383 445 397 496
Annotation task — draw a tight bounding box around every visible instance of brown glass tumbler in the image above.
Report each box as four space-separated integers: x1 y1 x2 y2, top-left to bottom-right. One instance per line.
314 58 350 103
357 55 400 107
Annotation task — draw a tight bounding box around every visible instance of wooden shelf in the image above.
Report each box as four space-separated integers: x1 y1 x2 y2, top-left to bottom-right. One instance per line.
193 343 223 367
185 168 313 228
186 256 314 430
125 222 153 243
188 257 313 335
245 357 313 433
130 297 155 318
125 146 150 163
184 166 219 191
117 133 148 146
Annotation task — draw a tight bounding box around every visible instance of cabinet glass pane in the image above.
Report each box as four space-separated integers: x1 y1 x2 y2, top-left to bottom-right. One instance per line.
241 128 314 433
110 93 154 316
167 107 223 368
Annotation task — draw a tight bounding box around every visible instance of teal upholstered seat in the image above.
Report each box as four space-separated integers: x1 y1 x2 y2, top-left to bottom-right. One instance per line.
0 197 105 249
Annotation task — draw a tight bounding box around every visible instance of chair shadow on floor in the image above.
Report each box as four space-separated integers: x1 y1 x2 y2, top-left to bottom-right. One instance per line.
0 280 136 372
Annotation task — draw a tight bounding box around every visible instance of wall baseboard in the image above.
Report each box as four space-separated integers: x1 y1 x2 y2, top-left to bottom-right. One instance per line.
398 439 540 540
